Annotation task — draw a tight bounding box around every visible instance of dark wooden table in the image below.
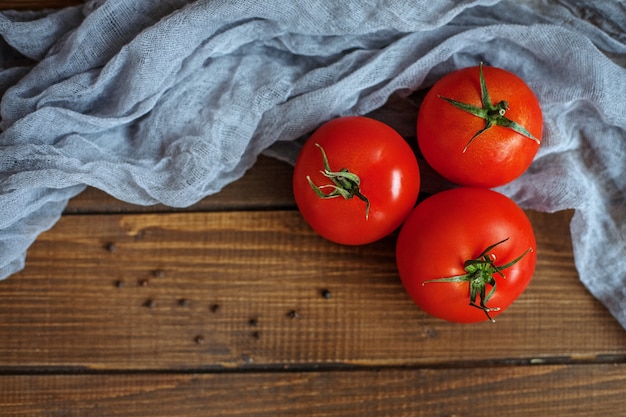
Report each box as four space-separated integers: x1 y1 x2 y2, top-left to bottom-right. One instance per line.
2 2 626 416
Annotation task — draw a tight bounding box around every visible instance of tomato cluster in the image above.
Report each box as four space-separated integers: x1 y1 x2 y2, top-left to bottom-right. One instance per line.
293 63 542 323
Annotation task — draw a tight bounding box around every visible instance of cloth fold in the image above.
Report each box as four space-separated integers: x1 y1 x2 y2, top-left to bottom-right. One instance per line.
1 0 625 327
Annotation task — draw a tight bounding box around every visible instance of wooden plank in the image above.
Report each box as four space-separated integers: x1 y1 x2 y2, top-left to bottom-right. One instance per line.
1 208 624 370
2 364 626 416
64 156 299 214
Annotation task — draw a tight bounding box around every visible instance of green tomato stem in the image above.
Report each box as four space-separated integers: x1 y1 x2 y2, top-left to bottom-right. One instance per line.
422 237 534 322
306 143 370 220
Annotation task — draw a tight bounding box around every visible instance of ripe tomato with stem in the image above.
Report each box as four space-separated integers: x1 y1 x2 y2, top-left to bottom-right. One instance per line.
417 63 543 188
396 187 537 323
293 116 420 245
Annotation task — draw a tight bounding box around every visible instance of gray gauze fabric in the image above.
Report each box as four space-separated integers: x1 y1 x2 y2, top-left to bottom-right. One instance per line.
1 1 625 327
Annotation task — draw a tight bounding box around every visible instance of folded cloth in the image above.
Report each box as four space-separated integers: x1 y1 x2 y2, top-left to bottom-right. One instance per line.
1 0 625 327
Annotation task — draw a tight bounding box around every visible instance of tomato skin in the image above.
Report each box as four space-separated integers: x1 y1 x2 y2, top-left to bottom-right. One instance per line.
417 65 543 188
396 188 536 323
293 116 420 245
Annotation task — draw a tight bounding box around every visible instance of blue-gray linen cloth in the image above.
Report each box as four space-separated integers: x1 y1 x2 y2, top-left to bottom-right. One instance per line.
1 0 625 327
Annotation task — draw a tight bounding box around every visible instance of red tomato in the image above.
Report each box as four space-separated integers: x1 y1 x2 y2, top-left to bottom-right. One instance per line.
417 64 543 188
293 116 420 245
396 187 536 323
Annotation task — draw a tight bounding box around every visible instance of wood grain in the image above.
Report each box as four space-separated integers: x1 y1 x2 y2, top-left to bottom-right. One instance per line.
64 156 299 214
2 364 626 416
2 206 624 371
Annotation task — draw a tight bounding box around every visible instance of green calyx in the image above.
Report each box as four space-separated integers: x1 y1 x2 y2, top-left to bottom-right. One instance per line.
423 238 533 322
306 143 370 219
438 62 541 153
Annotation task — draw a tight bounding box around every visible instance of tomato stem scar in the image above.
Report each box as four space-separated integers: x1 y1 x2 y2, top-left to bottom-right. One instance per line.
437 62 541 153
422 237 533 322
306 143 370 220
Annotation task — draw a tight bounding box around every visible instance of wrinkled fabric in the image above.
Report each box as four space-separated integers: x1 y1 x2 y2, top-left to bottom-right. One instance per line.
1 0 625 327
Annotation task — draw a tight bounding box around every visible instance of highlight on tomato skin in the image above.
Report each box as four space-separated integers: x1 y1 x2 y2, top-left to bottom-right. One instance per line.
395 187 537 323
416 63 543 188
292 116 421 246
